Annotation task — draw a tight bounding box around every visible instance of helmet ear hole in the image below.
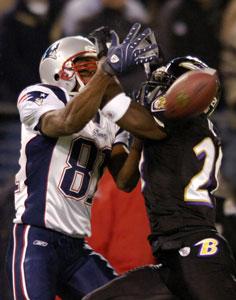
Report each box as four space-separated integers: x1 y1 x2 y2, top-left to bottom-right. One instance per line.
54 74 60 81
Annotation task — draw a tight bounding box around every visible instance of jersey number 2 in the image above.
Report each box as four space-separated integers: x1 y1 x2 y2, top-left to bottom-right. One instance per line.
184 137 222 206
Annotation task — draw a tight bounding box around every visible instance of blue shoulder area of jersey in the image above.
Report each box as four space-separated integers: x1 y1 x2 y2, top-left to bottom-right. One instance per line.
39 83 67 105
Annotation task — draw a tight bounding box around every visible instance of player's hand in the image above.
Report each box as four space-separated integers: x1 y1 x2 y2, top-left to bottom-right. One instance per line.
88 26 111 59
102 23 160 76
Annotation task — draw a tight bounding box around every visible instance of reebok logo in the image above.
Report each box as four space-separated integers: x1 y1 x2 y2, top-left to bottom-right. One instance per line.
179 247 191 257
110 54 119 63
33 240 48 247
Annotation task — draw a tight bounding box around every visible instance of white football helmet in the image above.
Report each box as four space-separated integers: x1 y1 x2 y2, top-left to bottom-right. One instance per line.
39 36 97 93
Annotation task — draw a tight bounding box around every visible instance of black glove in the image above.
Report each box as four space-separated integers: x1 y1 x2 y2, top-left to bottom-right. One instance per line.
102 23 160 76
88 26 112 59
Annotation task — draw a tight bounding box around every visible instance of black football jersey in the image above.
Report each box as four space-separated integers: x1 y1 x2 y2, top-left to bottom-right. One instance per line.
140 96 222 238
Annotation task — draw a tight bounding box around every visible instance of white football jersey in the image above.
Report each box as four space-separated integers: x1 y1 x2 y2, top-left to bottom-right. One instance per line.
14 84 129 237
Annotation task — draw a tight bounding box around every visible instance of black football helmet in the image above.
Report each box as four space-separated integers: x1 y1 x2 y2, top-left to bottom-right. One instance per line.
140 56 220 116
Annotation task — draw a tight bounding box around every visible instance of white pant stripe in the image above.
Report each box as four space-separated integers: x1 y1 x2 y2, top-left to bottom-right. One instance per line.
20 225 31 300
12 224 17 300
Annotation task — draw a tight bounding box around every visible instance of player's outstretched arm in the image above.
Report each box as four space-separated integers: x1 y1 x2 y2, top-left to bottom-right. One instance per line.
118 101 166 140
93 24 166 140
101 92 166 140
40 59 112 137
100 70 166 140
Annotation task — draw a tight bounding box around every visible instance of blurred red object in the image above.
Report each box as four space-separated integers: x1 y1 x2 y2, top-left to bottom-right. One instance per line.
87 170 155 274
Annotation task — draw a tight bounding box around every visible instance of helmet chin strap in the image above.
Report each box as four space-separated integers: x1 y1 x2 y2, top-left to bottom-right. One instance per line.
75 73 85 92
58 76 77 94
59 72 88 99
68 74 86 98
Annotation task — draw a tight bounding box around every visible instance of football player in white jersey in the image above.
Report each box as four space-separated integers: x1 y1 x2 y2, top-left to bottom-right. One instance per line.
6 24 161 300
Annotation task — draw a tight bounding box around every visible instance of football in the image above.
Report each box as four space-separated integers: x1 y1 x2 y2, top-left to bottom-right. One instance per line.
164 69 218 119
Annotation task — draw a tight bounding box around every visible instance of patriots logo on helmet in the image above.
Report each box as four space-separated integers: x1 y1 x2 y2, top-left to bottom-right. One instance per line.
42 42 59 60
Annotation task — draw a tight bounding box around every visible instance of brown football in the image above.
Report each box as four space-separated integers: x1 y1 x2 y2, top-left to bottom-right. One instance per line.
164 69 218 119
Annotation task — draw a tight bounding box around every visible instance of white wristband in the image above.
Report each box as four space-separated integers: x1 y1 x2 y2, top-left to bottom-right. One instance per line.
101 92 131 122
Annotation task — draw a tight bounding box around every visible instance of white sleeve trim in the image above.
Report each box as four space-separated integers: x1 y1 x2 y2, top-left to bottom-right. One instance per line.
101 93 131 123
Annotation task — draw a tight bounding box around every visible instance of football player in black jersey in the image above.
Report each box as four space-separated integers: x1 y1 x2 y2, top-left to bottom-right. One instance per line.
83 56 236 300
